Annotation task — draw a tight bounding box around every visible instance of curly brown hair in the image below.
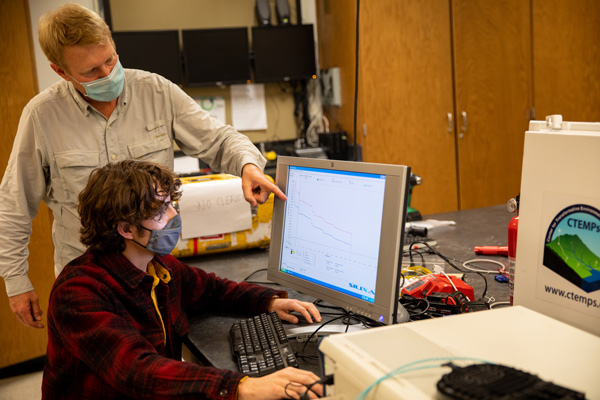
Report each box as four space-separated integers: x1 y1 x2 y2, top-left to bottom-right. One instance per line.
78 160 182 253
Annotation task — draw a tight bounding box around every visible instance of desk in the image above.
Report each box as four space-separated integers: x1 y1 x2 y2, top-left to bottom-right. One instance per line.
182 205 513 374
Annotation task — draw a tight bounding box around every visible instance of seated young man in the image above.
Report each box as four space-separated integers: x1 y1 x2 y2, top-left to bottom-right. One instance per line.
42 160 323 400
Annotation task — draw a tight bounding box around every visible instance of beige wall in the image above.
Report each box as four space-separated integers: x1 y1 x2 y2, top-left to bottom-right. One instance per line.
29 0 97 92
109 0 318 143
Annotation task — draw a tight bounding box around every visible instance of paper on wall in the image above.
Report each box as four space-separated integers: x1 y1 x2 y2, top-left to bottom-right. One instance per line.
230 83 268 131
195 96 226 124
179 178 252 239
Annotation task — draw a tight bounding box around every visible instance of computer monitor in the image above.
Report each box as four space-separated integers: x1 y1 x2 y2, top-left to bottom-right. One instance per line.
112 30 182 84
252 24 317 82
267 156 411 325
182 27 251 86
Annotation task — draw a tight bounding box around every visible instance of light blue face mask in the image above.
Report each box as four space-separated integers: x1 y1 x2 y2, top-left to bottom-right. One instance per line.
133 213 182 256
69 59 125 102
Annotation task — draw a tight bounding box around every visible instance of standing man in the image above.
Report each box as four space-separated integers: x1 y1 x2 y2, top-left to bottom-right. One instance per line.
0 3 285 329
42 160 322 400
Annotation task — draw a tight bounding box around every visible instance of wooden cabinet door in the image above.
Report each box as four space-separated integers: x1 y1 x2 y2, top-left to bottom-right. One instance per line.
532 0 600 122
358 0 458 215
452 0 533 210
0 0 56 368
316 0 357 152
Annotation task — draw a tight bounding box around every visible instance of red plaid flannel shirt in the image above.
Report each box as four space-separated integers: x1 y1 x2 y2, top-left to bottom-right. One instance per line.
42 249 284 399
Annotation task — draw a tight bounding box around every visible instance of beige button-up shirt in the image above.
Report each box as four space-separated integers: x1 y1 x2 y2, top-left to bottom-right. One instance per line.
0 69 265 296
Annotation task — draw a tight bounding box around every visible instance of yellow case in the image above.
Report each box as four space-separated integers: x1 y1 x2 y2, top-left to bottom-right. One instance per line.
171 174 274 258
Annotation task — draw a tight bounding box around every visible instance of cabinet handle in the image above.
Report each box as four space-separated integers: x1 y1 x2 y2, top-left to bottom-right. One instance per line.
447 113 453 132
460 111 467 139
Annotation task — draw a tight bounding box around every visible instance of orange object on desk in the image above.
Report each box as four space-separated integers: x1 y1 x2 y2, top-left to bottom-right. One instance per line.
474 246 509 256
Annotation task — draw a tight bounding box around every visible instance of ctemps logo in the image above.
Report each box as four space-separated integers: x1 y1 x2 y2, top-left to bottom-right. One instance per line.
543 203 600 293
349 282 375 295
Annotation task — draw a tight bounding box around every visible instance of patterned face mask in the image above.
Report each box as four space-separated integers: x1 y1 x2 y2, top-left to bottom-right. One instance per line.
134 213 182 256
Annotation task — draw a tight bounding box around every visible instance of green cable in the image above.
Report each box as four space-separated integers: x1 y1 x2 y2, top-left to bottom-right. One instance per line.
355 356 492 400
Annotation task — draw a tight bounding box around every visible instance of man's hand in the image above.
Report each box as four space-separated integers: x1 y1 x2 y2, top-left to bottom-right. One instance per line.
241 164 287 207
9 290 44 329
238 367 323 400
268 298 321 325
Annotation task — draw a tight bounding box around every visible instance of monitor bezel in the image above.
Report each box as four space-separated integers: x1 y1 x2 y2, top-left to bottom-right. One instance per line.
112 30 183 85
267 156 410 325
251 24 317 83
182 27 251 87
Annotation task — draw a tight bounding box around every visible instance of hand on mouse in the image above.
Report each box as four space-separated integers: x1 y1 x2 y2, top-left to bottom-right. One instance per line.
268 298 321 324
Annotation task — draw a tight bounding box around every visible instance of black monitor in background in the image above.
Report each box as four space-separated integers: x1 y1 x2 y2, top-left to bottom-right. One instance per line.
252 24 317 83
112 30 182 85
182 27 251 87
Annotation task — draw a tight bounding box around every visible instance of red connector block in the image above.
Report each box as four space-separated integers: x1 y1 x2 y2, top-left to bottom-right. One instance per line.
474 246 508 256
401 274 475 302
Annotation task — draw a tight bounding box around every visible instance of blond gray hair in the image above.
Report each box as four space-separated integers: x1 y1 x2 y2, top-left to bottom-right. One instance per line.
38 3 114 68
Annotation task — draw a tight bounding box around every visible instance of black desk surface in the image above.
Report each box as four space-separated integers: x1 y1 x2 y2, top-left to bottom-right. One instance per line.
182 204 513 373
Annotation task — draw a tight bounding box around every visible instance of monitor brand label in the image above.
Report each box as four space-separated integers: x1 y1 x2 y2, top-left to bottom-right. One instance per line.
348 282 375 295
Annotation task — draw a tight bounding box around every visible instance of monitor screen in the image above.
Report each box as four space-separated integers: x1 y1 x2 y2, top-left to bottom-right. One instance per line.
182 28 251 86
252 24 317 82
267 157 410 325
112 30 182 84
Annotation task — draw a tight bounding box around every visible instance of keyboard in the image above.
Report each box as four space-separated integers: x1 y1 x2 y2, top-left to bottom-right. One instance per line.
229 312 299 377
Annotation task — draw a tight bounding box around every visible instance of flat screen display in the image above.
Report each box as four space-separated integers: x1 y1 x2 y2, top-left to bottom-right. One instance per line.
252 24 316 82
268 157 410 325
280 166 386 304
112 30 182 84
182 27 251 86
